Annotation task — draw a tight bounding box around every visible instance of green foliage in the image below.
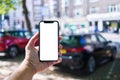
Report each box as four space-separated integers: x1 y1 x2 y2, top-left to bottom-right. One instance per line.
0 0 17 14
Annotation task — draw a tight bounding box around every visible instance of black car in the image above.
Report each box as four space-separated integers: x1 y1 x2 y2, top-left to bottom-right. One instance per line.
59 33 116 73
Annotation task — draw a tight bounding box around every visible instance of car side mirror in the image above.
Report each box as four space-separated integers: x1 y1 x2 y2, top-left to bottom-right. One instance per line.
108 40 112 43
104 40 112 44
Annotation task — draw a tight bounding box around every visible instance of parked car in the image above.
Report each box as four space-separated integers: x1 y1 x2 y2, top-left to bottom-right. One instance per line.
0 30 31 58
59 33 117 73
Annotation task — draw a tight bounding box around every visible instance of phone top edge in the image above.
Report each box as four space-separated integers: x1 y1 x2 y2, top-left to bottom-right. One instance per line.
39 20 59 23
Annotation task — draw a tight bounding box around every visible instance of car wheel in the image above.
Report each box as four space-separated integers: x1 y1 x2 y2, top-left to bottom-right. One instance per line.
8 46 18 58
110 48 117 60
86 56 96 73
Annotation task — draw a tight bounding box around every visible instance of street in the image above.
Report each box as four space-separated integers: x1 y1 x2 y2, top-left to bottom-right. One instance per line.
0 53 120 80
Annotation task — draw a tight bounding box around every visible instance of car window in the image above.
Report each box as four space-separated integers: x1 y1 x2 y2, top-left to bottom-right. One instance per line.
5 31 26 38
62 36 80 47
91 35 98 43
84 35 92 44
5 32 13 36
79 35 92 45
19 32 26 37
0 32 4 37
97 34 107 43
14 31 26 38
24 32 32 39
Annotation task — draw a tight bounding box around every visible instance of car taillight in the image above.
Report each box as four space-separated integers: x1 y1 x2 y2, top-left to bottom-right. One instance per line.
68 47 86 53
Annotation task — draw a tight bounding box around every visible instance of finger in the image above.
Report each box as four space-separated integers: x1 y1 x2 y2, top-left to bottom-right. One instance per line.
53 58 62 64
59 36 62 41
35 46 39 50
33 38 39 47
27 32 39 47
59 44 63 49
58 52 62 57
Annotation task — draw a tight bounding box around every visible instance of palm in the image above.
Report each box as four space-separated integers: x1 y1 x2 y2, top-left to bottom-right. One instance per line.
25 32 62 73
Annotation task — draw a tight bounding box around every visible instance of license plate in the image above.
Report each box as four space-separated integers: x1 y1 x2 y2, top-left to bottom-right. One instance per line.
60 49 67 54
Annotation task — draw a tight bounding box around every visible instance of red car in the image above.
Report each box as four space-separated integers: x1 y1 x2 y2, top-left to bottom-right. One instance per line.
0 30 31 58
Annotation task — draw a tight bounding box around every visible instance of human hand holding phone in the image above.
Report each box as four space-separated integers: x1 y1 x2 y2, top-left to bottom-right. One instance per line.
5 32 62 80
25 32 62 73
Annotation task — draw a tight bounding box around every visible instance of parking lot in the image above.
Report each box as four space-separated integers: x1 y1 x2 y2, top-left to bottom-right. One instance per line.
0 53 120 80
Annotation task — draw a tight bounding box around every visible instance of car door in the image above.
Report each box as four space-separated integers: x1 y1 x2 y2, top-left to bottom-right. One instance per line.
96 34 110 61
14 31 29 49
90 34 105 62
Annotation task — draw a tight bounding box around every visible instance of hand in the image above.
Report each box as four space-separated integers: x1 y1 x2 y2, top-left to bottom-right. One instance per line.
24 32 62 74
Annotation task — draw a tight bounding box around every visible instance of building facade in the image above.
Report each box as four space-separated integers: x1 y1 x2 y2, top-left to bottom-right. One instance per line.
87 0 120 32
56 0 120 32
3 0 120 32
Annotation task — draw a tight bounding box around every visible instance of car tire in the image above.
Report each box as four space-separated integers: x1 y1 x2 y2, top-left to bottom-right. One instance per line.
86 56 96 73
110 48 117 60
8 46 19 58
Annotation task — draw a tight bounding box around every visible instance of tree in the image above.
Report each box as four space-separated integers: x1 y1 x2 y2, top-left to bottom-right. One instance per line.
0 0 16 14
0 0 32 33
22 0 32 33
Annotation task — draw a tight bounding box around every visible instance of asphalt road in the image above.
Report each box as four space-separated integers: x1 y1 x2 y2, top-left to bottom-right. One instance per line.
0 53 120 80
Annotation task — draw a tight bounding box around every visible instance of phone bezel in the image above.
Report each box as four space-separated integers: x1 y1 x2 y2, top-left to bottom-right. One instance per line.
39 20 59 62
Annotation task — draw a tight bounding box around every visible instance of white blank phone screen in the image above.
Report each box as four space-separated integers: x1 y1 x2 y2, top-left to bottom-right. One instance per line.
40 22 58 61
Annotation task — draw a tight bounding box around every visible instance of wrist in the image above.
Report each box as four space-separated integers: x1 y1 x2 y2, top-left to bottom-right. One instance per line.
22 59 36 75
5 59 36 80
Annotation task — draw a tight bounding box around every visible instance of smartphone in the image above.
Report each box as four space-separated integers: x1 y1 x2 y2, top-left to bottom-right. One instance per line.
39 21 59 61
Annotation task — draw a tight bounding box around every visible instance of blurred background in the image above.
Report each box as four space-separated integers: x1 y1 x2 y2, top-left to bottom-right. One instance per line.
0 0 120 80
0 0 120 34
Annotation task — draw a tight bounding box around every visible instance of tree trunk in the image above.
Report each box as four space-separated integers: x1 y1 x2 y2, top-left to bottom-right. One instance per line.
22 0 32 33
